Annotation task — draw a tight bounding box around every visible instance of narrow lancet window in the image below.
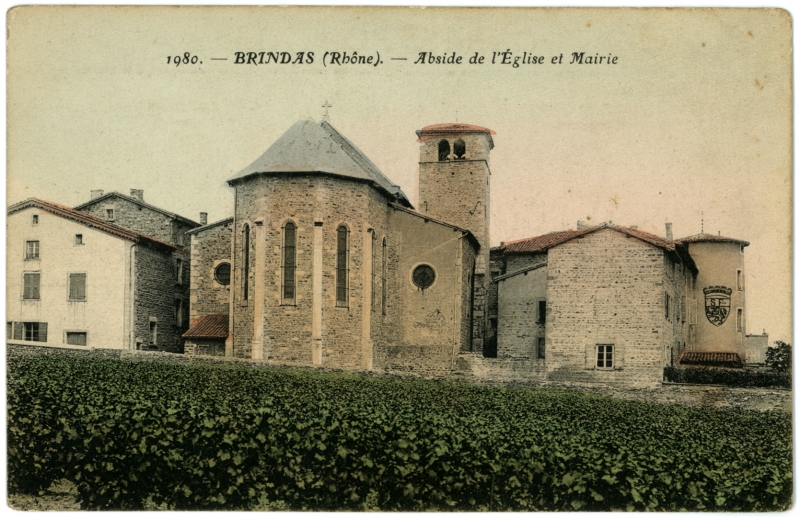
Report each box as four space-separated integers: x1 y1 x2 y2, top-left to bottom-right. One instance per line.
336 225 349 306
283 221 296 301
242 224 250 300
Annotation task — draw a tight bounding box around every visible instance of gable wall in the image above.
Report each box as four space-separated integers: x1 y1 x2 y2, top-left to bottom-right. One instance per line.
545 229 666 387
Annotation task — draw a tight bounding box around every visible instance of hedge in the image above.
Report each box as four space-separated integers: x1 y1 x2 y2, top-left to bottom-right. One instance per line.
8 352 793 511
664 366 791 389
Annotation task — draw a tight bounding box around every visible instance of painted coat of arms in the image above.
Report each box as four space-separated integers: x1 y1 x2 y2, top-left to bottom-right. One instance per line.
703 286 732 326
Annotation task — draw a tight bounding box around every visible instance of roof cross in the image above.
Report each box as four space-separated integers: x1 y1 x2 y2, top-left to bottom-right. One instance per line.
322 100 332 121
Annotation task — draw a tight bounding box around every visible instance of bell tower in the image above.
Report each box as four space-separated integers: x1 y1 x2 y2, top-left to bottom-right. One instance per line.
416 123 495 353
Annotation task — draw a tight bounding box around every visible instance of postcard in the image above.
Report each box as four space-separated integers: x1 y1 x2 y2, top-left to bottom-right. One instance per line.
6 6 792 511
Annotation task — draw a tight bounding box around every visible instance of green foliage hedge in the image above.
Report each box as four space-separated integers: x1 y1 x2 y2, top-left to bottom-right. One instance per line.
8 352 792 511
664 366 791 389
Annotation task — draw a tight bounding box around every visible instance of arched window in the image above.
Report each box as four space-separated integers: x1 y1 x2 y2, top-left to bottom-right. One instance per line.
282 221 296 301
371 231 377 312
336 225 349 306
454 138 466 159
438 139 450 161
241 224 250 300
381 237 387 315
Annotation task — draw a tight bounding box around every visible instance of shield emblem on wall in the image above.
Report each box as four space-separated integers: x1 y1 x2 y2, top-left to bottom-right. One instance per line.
703 286 732 326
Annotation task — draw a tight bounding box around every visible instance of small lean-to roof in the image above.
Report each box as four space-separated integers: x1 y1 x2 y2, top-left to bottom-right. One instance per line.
227 120 411 207
679 351 744 368
416 123 495 149
186 217 234 236
8 198 182 253
183 313 229 339
74 191 200 227
677 233 750 247
494 262 547 282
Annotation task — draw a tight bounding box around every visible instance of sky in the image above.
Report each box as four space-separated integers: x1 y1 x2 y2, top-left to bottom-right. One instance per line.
6 6 792 343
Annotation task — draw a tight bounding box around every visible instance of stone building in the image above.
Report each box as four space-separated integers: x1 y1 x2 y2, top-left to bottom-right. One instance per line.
177 117 765 387
6 198 191 351
183 119 486 375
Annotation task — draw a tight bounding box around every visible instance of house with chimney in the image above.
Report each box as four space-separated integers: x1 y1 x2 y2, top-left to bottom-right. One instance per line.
6 192 200 351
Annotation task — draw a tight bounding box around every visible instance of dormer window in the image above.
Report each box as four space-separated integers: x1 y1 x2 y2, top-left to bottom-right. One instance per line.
438 139 450 161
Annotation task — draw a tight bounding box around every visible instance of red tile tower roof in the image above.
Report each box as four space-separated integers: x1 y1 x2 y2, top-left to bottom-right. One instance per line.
416 123 496 148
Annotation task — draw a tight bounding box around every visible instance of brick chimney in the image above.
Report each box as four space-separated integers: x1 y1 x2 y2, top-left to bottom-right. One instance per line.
577 220 586 230
665 222 673 240
199 212 208 225
90 189 104 200
130 189 144 201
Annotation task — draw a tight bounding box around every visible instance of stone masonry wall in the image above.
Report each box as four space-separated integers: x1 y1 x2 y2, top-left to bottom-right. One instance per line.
79 196 195 248
189 221 232 321
496 264 547 364
545 230 666 387
134 245 188 352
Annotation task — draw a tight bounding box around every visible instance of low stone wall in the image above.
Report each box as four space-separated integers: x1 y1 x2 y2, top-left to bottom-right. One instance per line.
7 343 791 412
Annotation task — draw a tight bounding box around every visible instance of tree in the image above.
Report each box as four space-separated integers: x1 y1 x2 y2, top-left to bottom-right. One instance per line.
765 341 792 372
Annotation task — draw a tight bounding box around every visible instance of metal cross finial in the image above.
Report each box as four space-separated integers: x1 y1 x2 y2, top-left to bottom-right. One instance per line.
701 211 704 233
322 100 332 121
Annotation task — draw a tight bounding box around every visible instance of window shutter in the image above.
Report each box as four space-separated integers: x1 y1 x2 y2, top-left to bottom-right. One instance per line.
39 323 47 343
585 343 595 369
614 343 625 369
6 322 11 339
13 322 23 340
69 274 86 300
32 274 40 299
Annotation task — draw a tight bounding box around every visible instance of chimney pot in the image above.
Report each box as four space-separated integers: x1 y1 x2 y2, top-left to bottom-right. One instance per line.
130 189 144 201
199 212 208 225
577 220 586 230
90 189 104 200
665 222 673 240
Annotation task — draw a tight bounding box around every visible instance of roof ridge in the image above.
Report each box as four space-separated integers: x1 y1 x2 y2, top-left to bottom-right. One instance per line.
8 197 181 252
74 191 200 226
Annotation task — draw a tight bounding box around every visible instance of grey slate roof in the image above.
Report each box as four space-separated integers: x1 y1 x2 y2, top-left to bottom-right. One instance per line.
227 120 412 207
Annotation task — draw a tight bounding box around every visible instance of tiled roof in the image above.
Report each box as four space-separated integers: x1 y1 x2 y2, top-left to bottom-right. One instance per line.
679 351 745 368
186 217 234 236
416 123 495 149
74 191 200 227
8 198 182 252
227 120 412 207
501 223 677 254
182 313 229 339
677 233 750 247
417 123 496 135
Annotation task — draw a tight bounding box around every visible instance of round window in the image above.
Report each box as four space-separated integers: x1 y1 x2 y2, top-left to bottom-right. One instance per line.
412 264 436 290
214 262 231 285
